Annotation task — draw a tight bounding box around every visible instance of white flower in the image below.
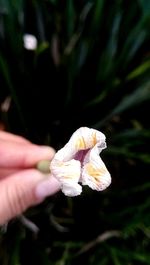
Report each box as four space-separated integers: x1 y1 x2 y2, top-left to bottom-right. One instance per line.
23 34 37 50
50 127 111 196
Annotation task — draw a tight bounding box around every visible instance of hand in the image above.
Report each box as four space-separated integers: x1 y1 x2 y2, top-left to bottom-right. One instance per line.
0 131 60 225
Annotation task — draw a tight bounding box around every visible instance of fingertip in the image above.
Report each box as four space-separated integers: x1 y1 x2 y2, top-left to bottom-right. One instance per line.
36 145 55 159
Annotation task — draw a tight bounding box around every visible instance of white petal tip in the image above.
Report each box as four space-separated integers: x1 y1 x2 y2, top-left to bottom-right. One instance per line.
62 183 82 197
23 34 37 50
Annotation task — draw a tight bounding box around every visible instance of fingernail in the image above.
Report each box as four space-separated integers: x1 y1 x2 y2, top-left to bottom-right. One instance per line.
35 175 60 201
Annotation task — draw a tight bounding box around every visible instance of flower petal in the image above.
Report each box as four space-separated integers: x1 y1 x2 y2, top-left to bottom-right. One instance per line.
50 127 111 196
23 34 37 50
71 127 107 151
50 145 82 196
81 145 111 191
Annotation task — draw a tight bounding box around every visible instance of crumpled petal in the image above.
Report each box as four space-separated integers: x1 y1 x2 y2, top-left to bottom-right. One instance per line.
50 127 111 196
81 145 111 191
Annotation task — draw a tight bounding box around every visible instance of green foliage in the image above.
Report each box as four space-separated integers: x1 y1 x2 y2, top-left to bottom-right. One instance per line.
0 0 150 264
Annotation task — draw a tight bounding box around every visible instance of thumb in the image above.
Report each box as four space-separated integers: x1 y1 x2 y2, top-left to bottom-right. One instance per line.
0 169 60 225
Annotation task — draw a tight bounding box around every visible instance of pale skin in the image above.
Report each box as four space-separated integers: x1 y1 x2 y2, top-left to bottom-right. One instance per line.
0 131 60 225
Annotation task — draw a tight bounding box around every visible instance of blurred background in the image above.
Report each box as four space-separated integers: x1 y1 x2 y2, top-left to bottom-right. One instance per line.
0 0 150 264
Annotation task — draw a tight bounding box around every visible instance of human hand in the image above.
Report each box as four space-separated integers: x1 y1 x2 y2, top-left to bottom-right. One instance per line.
0 131 60 225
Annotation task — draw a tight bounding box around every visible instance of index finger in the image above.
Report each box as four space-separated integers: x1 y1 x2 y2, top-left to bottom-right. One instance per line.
0 131 31 144
0 140 55 169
